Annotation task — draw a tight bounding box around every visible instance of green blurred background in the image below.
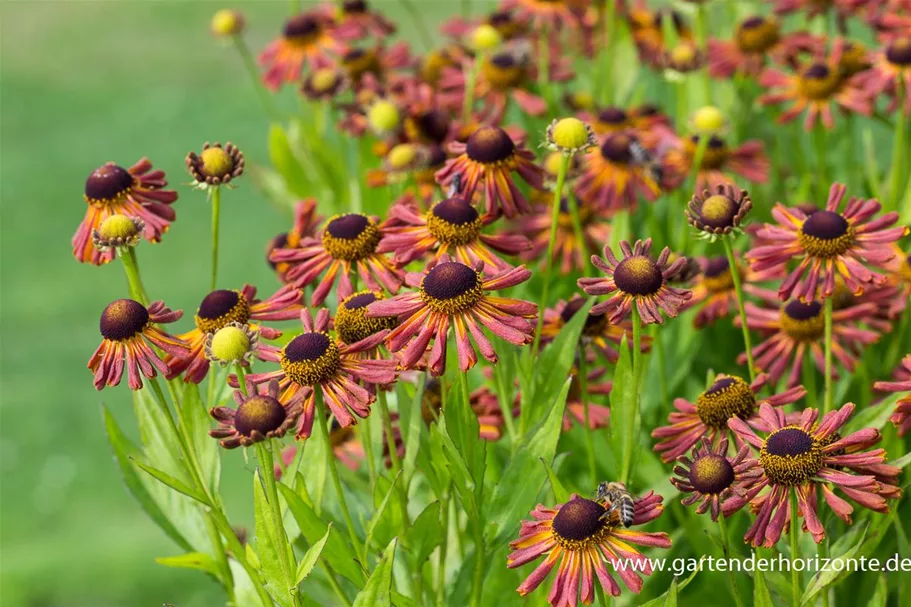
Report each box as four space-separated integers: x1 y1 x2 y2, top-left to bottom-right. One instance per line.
0 2 472 605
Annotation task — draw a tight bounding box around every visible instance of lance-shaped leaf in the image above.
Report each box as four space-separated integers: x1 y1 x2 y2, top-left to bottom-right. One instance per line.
294 525 331 587
352 538 397 607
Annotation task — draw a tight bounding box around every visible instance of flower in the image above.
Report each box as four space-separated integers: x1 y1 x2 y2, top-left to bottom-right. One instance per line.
747 183 909 302
578 239 692 325
546 118 596 155
267 199 323 281
686 184 753 237
74 158 178 265
435 126 545 219
333 0 397 40
378 196 531 273
333 290 397 347
511 195 610 273
690 106 727 136
875 355 911 436
685 255 784 329
670 437 763 520
270 213 404 306
726 402 901 546
209 380 301 449
628 4 693 68
211 9 245 37
707 15 820 79
499 0 581 31
759 45 872 130
856 36 911 115
365 144 448 204
205 323 260 367
246 309 399 439
664 134 769 192
652 373 806 462
573 131 663 215
471 24 504 51
366 255 537 375
339 42 412 88
186 142 245 188
259 11 345 90
662 40 706 73
507 492 670 603
539 296 650 363
301 66 347 100
88 299 188 390
92 215 144 252
739 288 881 387
166 286 302 384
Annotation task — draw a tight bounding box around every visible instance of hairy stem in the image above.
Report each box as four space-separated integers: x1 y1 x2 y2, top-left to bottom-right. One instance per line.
722 237 755 382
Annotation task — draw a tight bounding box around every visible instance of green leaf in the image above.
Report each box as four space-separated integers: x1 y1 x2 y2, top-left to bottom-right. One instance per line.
639 569 698 607
610 333 638 483
663 576 678 606
800 523 868 606
542 457 570 503
230 560 269 607
253 470 294 607
436 416 482 519
279 478 365 586
485 379 570 549
524 300 591 430
754 570 775 607
403 502 442 568
397 378 424 490
294 525 331 586
866 574 888 607
365 470 403 552
102 406 190 551
155 552 217 575
302 419 329 516
268 124 312 198
391 591 421 607
352 538 397 607
131 458 210 506
179 382 220 493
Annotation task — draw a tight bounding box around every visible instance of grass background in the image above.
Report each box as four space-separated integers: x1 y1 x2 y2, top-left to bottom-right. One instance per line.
0 1 456 605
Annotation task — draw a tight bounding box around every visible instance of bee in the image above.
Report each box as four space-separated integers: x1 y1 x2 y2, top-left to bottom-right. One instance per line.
447 173 462 197
627 139 664 185
596 481 636 528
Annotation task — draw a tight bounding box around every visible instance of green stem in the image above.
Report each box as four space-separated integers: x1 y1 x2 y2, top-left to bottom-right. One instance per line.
599 0 616 106
818 523 831 607
813 125 828 200
789 490 801 607
463 370 485 607
889 81 907 210
621 306 642 485
461 56 481 126
577 350 597 487
210 187 221 291
823 297 833 413
376 389 410 535
315 390 365 564
255 441 296 594
532 153 571 358
235 363 247 395
232 35 282 123
567 194 590 277
537 27 551 107
717 515 745 607
436 484 450 606
119 247 148 305
722 237 755 382
802 354 818 409
361 411 378 492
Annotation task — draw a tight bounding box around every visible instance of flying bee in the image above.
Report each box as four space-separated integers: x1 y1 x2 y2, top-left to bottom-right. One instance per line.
596 481 636 528
627 139 664 185
447 173 463 197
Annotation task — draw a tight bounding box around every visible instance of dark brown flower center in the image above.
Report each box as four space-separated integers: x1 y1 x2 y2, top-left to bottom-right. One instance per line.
281 332 341 385
614 255 663 296
343 0 367 14
559 298 608 336
423 262 480 300
85 164 134 204
433 197 479 225
798 62 842 100
466 127 515 163
552 497 609 543
345 292 378 309
760 426 824 485
703 256 729 278
886 37 911 66
336 291 395 344
767 427 813 456
327 214 368 239
427 198 482 245
284 14 321 39
100 299 149 341
798 211 855 258
600 133 633 163
696 376 756 428
735 16 779 53
235 396 286 437
322 214 381 261
689 454 735 494
195 290 250 333
598 107 628 125
802 210 848 239
781 300 825 342
413 110 451 143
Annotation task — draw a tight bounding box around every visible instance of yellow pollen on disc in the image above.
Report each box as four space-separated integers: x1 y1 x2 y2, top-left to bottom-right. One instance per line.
311 68 339 92
211 9 244 36
200 147 234 178
692 106 726 134
210 326 251 362
387 144 418 170
550 117 591 151
701 195 735 221
367 101 400 133
98 214 140 240
671 43 696 65
471 24 503 51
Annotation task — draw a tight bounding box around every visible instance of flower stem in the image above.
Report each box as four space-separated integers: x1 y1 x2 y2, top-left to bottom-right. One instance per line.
376 388 410 534
597 0 617 106
532 152 570 358
813 125 828 201
461 56 481 126
314 390 365 565
232 35 281 124
621 306 642 485
789 489 801 607
463 369 486 607
567 194 590 277
717 514 745 607
722 237 755 382
255 441 296 594
119 248 148 305
577 349 597 487
823 297 833 413
436 483 450 606
235 363 247 395
889 80 906 209
361 411 378 491
537 27 551 107
210 186 221 291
